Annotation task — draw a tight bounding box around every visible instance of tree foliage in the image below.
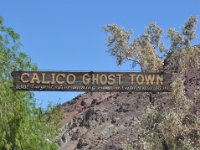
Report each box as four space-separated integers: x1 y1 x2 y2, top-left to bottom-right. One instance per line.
104 16 198 72
0 16 61 150
105 17 200 150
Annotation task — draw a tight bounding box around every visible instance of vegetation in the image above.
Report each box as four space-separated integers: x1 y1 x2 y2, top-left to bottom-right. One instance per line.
0 16 61 150
104 17 200 150
104 17 199 72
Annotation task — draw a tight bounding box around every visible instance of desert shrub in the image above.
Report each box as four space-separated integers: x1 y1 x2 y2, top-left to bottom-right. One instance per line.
105 16 200 150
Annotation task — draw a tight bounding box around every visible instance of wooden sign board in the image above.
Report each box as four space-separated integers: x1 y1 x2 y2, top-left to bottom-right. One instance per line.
11 71 172 92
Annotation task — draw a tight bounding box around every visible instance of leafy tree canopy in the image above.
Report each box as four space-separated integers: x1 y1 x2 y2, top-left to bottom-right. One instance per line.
0 16 61 150
105 17 200 150
104 16 198 72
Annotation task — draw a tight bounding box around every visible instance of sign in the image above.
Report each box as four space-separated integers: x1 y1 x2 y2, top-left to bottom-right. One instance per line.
11 71 172 92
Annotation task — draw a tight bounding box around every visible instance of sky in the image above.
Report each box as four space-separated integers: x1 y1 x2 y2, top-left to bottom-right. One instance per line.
1 0 200 108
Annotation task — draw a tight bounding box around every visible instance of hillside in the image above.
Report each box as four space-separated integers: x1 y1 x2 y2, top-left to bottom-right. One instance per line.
57 46 200 150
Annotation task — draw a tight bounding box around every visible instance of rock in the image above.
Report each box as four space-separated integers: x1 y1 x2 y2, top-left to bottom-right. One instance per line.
57 45 200 150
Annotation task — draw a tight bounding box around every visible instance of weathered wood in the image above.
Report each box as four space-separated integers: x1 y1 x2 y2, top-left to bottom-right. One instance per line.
11 71 172 92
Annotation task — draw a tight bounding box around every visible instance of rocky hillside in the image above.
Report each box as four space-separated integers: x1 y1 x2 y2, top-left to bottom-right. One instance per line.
57 46 200 150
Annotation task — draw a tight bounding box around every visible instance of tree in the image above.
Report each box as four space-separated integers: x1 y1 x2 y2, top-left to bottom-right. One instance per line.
104 17 198 72
104 17 200 150
0 16 61 150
